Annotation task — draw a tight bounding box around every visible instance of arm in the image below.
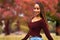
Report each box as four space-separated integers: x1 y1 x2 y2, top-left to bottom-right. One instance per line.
42 20 53 40
22 31 30 40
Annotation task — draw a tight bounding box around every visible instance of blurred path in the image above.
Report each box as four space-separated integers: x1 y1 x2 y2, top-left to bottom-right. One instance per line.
0 33 60 40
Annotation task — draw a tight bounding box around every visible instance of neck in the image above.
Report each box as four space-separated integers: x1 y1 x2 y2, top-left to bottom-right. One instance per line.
35 15 42 18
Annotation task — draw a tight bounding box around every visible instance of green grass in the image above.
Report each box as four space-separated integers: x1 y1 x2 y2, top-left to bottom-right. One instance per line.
0 33 60 40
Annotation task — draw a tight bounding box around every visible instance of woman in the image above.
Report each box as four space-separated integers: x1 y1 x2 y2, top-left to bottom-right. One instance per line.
22 2 53 40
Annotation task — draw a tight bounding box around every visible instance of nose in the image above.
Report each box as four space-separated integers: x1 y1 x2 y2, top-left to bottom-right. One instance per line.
34 9 40 12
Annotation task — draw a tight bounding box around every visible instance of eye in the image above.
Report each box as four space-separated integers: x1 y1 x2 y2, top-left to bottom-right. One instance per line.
34 8 40 10
34 8 36 9
37 8 40 10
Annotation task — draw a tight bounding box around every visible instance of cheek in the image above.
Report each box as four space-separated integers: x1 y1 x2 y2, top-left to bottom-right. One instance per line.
37 10 40 12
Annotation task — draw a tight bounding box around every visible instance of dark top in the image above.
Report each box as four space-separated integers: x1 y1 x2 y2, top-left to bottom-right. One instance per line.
23 19 53 40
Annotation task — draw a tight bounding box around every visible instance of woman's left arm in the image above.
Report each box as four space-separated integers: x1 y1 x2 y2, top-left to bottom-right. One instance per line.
42 20 53 40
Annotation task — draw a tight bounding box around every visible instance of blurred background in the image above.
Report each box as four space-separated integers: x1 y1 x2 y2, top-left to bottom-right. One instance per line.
0 0 60 40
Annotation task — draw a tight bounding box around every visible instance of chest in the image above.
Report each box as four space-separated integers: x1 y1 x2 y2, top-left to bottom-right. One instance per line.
28 20 43 29
31 17 42 23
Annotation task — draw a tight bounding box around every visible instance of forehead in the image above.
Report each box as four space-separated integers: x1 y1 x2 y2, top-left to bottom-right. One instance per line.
34 4 39 7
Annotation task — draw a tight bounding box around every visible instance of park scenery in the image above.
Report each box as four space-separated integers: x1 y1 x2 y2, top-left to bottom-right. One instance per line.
0 0 60 40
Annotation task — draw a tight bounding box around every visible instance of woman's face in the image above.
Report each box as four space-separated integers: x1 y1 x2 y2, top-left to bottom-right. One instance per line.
33 4 40 15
